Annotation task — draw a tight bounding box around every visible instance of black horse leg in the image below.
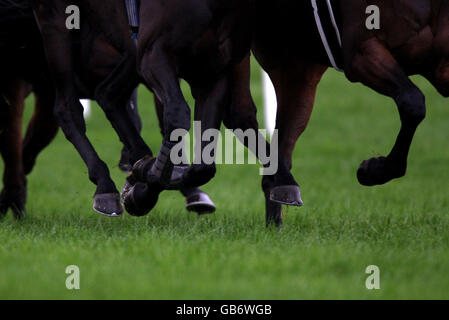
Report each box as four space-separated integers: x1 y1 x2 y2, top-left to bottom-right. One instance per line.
345 39 426 186
153 97 215 214
35 3 122 216
180 76 231 190
139 41 191 188
0 80 27 220
119 88 142 172
0 94 8 132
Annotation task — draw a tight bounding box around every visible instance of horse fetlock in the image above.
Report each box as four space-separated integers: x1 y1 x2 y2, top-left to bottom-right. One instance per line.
357 156 407 186
93 193 123 217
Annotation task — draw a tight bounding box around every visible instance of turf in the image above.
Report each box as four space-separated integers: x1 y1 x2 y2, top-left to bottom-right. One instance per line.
0 60 448 299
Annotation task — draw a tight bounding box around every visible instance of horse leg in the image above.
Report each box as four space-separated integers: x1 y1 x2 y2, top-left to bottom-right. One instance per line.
94 54 153 166
234 57 325 226
22 82 59 175
424 57 449 98
35 3 122 216
138 40 191 188
0 95 8 132
118 88 142 173
0 81 27 220
344 38 426 186
154 97 215 214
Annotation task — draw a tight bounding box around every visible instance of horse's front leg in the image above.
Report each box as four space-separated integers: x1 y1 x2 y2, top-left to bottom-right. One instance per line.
228 57 326 226
344 38 426 186
22 79 59 175
35 2 122 216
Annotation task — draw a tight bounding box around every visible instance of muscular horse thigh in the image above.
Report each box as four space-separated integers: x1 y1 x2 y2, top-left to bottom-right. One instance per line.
434 58 449 97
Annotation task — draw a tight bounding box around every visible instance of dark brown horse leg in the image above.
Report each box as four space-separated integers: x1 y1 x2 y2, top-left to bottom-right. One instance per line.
34 2 122 216
345 39 426 186
183 76 231 191
22 83 59 175
261 62 326 226
0 95 8 132
154 98 215 215
138 41 191 188
118 88 142 173
0 81 27 220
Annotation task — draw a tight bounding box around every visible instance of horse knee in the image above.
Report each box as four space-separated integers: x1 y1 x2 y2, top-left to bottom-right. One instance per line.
396 88 426 126
53 100 85 137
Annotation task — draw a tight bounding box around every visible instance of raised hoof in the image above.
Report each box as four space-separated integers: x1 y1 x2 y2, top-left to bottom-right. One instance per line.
185 191 216 215
357 156 406 187
122 182 161 217
11 204 26 220
93 193 123 217
270 185 303 206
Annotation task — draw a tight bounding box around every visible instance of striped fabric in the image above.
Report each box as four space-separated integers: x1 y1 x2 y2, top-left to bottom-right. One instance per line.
311 0 344 71
124 0 139 42
124 0 139 27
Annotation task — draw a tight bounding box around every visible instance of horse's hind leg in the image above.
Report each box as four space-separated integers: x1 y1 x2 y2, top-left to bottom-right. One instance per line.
344 38 426 186
138 40 191 188
0 80 27 220
154 97 215 215
425 57 449 98
22 82 59 175
259 62 326 226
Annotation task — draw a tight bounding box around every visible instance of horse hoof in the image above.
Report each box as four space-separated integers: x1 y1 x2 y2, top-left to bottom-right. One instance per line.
11 204 26 220
93 193 123 217
270 185 303 206
357 156 406 186
185 191 216 215
0 188 27 220
122 182 161 217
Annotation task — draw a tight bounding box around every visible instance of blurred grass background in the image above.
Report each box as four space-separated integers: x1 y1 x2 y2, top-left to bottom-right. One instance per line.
0 59 448 299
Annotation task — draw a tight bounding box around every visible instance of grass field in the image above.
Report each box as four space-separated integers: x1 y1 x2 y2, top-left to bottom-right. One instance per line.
0 60 448 299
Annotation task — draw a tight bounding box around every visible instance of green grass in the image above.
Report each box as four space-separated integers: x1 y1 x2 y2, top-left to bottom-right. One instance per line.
1 61 449 299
